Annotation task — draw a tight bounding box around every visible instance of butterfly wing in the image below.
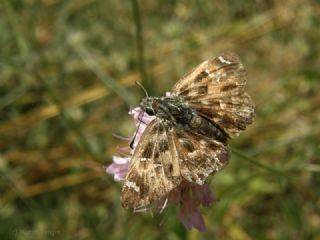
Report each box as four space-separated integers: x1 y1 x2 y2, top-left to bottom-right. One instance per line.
121 118 229 209
171 53 255 135
170 127 229 185
121 119 181 209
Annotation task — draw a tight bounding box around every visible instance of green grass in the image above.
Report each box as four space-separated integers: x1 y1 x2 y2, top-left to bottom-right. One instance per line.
0 0 319 239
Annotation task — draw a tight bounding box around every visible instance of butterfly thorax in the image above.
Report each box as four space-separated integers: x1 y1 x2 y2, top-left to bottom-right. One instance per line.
140 96 229 143
140 96 192 124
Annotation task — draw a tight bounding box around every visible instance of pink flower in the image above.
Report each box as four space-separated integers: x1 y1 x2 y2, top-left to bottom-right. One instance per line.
173 181 214 232
107 95 226 232
128 107 156 149
106 156 129 182
106 107 155 181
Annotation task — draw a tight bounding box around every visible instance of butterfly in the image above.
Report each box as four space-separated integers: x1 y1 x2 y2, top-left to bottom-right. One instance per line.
121 53 255 209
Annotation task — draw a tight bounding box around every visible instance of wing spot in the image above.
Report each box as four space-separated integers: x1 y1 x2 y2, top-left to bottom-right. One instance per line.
155 123 165 134
155 165 162 174
154 164 162 168
196 178 204 185
194 71 209 83
221 84 237 92
200 140 207 146
176 130 187 139
125 181 140 192
196 85 208 94
219 100 227 109
218 56 232 64
142 142 153 158
222 114 235 125
180 88 191 96
154 151 160 159
209 72 221 82
159 139 169 152
180 138 195 152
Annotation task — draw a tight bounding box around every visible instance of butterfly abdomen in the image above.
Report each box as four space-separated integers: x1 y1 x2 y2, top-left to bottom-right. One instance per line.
188 114 229 144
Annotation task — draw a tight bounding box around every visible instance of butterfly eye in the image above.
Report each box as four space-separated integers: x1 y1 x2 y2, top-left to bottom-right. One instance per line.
145 107 155 116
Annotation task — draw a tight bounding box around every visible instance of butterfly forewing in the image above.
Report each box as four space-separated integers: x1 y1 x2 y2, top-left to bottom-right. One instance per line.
171 53 255 135
121 119 180 209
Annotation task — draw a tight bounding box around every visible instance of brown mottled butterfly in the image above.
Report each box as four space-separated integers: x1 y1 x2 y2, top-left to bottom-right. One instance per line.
121 53 255 209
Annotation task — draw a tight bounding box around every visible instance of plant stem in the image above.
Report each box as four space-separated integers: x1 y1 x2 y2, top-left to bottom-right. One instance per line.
130 0 150 91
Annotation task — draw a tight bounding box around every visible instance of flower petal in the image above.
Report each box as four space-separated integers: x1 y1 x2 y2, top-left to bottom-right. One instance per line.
219 151 230 163
129 107 155 126
178 206 207 232
128 107 143 122
178 208 193 230
106 156 130 182
113 156 130 165
190 211 206 232
129 107 156 149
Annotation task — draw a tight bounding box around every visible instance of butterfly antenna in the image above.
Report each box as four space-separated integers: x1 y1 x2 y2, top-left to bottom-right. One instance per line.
135 81 149 97
112 133 130 141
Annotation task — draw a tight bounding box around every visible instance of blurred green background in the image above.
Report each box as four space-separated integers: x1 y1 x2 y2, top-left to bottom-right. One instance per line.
1 0 319 239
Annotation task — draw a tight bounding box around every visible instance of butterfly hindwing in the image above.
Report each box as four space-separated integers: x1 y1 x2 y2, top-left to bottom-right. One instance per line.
170 127 229 185
171 53 255 135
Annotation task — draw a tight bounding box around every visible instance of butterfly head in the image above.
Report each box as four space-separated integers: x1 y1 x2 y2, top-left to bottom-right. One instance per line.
140 97 157 116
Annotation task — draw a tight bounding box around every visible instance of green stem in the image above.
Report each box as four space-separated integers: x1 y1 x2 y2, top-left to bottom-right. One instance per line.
230 147 283 175
3 0 29 59
130 0 150 91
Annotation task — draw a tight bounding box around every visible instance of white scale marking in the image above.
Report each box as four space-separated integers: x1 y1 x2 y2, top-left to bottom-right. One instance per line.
218 56 231 64
216 72 222 82
160 197 168 213
154 164 162 168
125 181 140 192
134 206 147 213
196 178 203 185
200 140 207 146
219 100 227 109
206 68 219 81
